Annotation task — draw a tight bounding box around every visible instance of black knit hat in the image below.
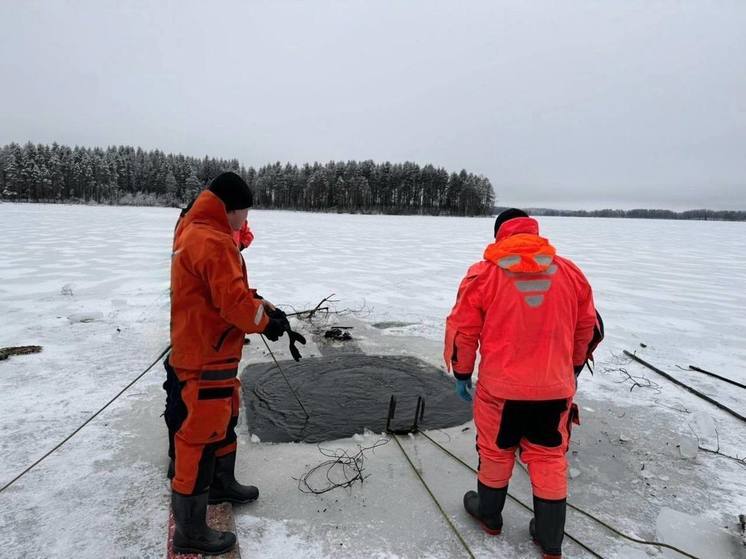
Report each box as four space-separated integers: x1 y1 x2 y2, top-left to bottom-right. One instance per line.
494 208 528 237
208 172 253 211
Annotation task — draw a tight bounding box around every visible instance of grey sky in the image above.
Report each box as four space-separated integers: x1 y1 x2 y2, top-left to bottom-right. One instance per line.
1 0 744 210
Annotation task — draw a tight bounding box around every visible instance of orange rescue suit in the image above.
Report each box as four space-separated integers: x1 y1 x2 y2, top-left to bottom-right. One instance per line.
169 190 268 495
444 217 597 499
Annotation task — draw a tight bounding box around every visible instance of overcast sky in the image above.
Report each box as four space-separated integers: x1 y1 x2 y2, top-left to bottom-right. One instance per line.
1 1 744 209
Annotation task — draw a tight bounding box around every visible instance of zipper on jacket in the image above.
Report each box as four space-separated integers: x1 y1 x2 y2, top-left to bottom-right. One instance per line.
213 326 235 352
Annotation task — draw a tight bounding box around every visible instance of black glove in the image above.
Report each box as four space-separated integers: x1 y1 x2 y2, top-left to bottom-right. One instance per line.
574 363 585 377
268 307 287 320
287 328 306 361
264 307 306 360
262 317 286 342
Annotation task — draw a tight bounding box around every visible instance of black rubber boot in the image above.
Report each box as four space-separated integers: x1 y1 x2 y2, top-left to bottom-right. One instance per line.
463 481 507 535
208 452 259 505
529 495 566 558
171 491 236 556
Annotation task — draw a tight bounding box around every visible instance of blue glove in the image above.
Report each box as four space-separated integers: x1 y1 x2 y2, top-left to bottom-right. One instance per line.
455 378 473 402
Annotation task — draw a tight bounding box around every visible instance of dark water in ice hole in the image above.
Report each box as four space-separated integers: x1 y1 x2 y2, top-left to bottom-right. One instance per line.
241 354 473 443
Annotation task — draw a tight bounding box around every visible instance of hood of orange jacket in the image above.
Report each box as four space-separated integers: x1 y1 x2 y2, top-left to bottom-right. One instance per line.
175 190 232 241
483 217 556 274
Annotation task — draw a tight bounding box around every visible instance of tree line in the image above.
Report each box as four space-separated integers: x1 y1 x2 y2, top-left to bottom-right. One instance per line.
524 207 746 222
0 142 495 216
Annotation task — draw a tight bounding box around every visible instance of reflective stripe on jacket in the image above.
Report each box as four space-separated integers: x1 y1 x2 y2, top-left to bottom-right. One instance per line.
444 217 597 400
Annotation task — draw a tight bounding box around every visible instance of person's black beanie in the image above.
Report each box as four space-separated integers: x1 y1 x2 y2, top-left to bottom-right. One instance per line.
208 172 253 211
494 208 529 237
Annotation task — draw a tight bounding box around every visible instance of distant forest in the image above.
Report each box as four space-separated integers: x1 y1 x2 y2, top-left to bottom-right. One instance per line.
524 207 746 222
0 142 495 216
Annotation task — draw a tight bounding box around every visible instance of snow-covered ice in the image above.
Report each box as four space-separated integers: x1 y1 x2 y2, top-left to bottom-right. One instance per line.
1 203 745 558
656 507 741 559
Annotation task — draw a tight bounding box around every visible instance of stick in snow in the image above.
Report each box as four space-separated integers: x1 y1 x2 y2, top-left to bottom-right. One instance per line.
624 351 746 423
687 365 746 390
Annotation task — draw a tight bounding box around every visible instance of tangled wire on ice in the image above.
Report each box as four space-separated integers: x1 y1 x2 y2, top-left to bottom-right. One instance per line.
295 438 390 494
609 366 662 393
601 352 662 393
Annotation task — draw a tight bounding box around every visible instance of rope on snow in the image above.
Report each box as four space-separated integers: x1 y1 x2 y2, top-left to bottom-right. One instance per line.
418 430 699 559
0 344 171 494
294 438 390 495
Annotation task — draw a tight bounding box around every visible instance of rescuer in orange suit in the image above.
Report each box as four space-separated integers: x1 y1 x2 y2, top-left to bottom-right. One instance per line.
163 191 256 479
166 172 289 555
164 194 255 480
444 209 601 559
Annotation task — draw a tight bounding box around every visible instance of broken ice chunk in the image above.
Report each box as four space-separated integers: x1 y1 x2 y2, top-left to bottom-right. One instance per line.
691 412 718 450
656 507 740 558
678 435 699 459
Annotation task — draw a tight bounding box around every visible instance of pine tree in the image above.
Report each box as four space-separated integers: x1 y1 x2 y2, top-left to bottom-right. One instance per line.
184 174 202 201
164 172 178 206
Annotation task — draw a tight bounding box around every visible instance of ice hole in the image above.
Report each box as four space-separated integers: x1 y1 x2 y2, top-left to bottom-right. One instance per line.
241 354 473 443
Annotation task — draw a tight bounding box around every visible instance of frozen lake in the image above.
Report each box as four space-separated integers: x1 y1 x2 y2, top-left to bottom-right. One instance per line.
1 203 745 558
2 203 745 376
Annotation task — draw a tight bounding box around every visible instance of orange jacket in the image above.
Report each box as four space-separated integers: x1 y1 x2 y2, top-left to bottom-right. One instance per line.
444 217 597 400
170 190 269 371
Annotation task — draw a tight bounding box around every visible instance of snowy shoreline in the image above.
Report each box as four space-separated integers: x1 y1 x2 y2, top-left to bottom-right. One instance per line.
3 200 745 222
